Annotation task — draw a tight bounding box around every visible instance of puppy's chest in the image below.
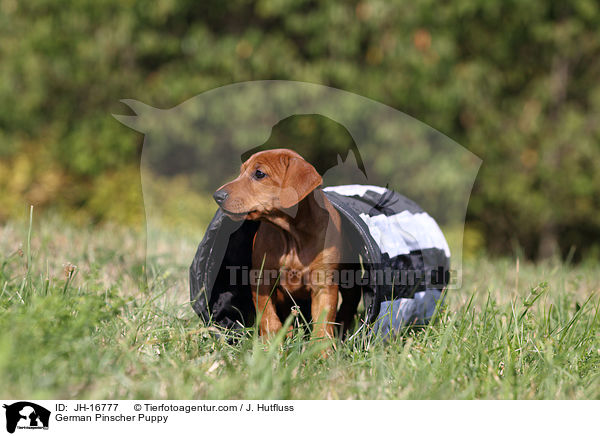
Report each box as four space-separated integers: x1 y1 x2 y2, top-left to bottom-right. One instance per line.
276 248 333 294
253 223 339 294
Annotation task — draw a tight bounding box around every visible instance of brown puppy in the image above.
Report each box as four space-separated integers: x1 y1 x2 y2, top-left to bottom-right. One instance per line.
213 149 359 341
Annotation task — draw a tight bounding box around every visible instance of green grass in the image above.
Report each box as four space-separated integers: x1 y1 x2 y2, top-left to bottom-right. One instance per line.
0 213 598 399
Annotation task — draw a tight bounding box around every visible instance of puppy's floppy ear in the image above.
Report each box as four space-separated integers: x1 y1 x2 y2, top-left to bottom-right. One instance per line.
279 157 323 209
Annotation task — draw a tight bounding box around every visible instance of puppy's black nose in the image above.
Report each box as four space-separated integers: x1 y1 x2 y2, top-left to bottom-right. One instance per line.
213 190 229 206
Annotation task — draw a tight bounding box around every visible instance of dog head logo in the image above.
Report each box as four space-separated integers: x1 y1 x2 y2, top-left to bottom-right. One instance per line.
3 402 50 433
213 114 369 220
241 113 367 184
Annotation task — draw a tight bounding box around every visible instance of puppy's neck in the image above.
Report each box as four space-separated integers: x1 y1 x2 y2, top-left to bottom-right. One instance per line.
262 189 334 244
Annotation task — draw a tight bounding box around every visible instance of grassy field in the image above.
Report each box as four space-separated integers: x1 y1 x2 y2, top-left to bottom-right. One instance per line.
0 212 598 400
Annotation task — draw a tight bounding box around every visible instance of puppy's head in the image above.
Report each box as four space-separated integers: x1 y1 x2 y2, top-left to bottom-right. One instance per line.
213 149 322 221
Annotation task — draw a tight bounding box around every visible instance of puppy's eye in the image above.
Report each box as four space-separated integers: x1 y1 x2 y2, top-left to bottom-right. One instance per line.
254 169 267 179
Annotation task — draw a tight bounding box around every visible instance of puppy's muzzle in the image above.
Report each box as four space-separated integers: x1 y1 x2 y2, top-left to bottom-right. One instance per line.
213 189 229 206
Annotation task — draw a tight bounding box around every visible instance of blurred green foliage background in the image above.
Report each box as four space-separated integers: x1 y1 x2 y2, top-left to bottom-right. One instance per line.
1 0 600 260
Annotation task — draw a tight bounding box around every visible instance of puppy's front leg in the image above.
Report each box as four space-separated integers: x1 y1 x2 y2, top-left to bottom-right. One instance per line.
310 285 339 341
252 284 283 337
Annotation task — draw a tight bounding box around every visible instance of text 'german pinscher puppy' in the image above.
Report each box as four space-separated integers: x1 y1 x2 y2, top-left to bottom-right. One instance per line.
213 149 360 342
